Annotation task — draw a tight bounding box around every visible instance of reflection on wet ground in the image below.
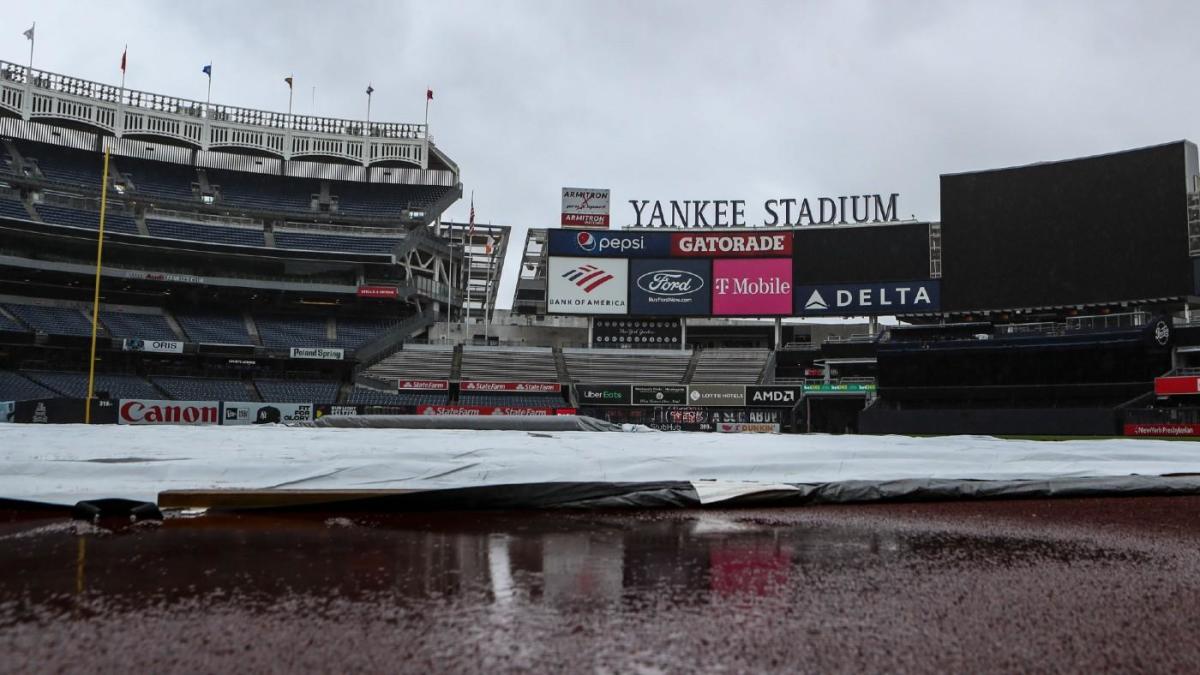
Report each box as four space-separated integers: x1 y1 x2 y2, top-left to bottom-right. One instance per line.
2 497 1199 673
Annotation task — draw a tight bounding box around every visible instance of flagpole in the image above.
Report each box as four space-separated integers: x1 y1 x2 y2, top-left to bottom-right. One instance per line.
424 85 430 130
85 149 112 424
27 22 35 73
287 75 293 115
206 62 212 107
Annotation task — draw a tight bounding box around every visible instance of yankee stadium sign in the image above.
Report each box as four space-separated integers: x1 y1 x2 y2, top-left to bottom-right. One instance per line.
628 194 900 228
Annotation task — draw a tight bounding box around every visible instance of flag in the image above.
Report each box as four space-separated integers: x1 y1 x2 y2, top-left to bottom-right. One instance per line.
120 46 127 73
426 88 433 101
366 84 374 96
23 25 34 41
284 75 293 89
202 64 212 77
467 194 475 237
484 236 494 255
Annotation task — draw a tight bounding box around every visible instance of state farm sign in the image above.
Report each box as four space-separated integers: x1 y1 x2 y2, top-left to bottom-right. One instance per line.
398 379 450 391
119 399 220 425
460 381 562 393
671 232 792 257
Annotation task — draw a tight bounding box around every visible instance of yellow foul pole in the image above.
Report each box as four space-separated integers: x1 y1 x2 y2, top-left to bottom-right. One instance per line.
84 149 111 424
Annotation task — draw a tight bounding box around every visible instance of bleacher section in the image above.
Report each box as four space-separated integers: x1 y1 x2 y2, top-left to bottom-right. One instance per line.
274 228 403 254
34 203 139 234
99 311 178 341
18 142 103 187
0 370 57 401
361 344 454 382
459 346 559 382
146 218 265 247
151 375 254 402
0 310 24 332
562 348 693 384
0 195 29 220
208 169 316 213
4 303 94 337
458 392 564 407
336 317 402 350
347 388 449 406
690 349 769 384
255 379 340 403
176 311 253 345
119 157 197 202
24 371 160 399
255 315 332 349
330 182 451 217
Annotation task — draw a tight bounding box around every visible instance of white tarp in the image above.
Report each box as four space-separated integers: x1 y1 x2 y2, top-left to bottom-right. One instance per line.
3 425 1200 506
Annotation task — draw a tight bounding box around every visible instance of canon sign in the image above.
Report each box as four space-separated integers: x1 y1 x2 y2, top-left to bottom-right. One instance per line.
119 400 219 425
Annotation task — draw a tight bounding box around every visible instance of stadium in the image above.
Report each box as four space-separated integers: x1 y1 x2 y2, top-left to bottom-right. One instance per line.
5 30 1200 672
1 56 1198 437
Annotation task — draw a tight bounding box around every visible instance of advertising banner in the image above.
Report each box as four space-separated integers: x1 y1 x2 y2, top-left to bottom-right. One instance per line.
397 379 450 391
316 404 366 418
1154 376 1200 396
591 318 682 347
794 280 940 316
222 401 314 425
548 257 629 315
122 338 184 354
716 422 780 433
670 232 792 257
0 401 13 423
561 188 611 229
1124 423 1200 437
629 258 711 316
460 381 562 393
711 258 793 316
118 399 220 425
575 384 632 405
745 386 803 407
804 382 877 393
547 229 670 258
416 405 553 416
357 285 400 299
289 346 346 360
686 384 747 407
13 399 117 424
631 385 689 406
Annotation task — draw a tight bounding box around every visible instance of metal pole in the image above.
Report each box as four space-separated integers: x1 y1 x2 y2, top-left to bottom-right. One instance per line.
85 149 112 424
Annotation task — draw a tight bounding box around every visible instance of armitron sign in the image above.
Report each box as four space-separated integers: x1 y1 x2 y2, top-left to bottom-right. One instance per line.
119 400 219 425
561 188 611 229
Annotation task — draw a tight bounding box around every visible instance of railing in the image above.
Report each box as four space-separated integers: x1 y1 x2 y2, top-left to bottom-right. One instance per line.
0 60 426 140
994 321 1060 336
1066 311 1149 332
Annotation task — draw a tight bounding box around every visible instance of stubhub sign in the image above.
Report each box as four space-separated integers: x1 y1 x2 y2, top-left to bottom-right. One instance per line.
547 229 670 258
794 280 941 316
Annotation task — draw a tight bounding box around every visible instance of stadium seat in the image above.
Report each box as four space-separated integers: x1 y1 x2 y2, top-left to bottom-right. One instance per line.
459 346 559 382
255 315 335 349
151 376 255 402
208 169 316 213
346 388 448 406
23 371 160 400
361 344 454 382
119 157 198 202
273 228 403 254
18 141 105 187
562 348 693 384
0 370 57 401
146 218 266 247
457 392 564 407
254 379 340 403
690 349 770 384
175 312 254 345
0 194 30 220
4 303 95 337
99 311 178 341
34 203 139 234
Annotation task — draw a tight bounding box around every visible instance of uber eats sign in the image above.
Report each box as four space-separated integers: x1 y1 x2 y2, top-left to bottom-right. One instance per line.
547 228 940 317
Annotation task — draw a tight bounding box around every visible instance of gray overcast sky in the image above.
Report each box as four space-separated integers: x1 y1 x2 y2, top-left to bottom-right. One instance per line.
5 1 1199 307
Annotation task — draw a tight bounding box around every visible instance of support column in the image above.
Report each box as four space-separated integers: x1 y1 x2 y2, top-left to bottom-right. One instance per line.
868 315 879 337
680 318 687 351
773 317 782 349
587 316 594 348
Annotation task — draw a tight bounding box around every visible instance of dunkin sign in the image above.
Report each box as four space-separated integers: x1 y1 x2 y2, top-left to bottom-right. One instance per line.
119 399 220 425
711 258 793 315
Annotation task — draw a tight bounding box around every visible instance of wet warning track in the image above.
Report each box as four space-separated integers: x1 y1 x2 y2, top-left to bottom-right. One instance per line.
2 497 1200 673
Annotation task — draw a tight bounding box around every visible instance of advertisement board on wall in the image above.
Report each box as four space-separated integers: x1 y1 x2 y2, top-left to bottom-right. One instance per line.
460 381 562 393
794 280 940 316
416 405 554 416
716 422 780 433
398 380 450 391
686 384 747 406
1154 375 1200 396
548 257 629 315
561 188 611 229
631 385 689 406
547 229 671 258
357 285 400 299
575 384 632 405
118 399 220 425
122 339 184 354
671 232 793 257
222 402 314 425
628 258 711 316
591 318 682 347
289 347 346 360
711 258 793 316
745 386 803 407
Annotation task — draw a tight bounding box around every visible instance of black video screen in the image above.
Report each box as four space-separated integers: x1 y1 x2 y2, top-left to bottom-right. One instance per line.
941 142 1192 312
793 221 931 284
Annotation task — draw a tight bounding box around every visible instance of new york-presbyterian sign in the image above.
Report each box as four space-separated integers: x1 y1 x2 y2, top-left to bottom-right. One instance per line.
628 194 900 228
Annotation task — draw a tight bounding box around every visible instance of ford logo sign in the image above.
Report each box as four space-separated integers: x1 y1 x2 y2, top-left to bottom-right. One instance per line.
636 270 704 296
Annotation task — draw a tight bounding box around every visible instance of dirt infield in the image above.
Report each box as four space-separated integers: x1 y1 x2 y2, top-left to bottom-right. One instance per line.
2 497 1199 673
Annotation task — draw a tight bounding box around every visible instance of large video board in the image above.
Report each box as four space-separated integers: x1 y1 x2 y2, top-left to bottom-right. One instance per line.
546 228 939 317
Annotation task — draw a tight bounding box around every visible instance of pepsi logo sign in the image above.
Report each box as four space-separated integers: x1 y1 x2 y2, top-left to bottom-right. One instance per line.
577 231 597 252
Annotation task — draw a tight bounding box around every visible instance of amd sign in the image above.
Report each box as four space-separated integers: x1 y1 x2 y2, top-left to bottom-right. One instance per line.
746 386 803 407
